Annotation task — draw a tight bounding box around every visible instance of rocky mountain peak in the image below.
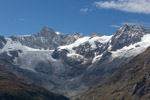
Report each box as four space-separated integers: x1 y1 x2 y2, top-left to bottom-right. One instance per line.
66 32 82 45
122 24 130 28
37 26 57 37
110 24 150 51
0 36 6 49
90 32 103 38
42 26 55 32
72 32 82 39
117 24 132 34
118 24 148 36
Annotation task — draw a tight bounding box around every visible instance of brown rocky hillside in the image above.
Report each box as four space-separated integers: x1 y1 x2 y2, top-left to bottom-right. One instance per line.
80 47 150 100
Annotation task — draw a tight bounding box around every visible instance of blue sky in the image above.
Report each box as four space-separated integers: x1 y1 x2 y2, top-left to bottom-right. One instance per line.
0 0 150 37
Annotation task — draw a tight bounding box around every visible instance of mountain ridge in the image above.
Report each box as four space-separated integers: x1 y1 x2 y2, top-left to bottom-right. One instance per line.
0 24 150 99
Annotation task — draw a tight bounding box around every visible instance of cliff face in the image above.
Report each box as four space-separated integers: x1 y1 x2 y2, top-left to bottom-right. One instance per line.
80 47 150 100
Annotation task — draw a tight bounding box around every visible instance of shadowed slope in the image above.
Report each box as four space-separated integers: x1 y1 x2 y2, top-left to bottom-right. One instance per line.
0 63 69 100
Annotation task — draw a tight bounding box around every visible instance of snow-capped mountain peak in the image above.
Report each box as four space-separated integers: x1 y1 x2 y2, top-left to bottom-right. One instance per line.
110 24 150 51
116 24 147 37
37 26 57 37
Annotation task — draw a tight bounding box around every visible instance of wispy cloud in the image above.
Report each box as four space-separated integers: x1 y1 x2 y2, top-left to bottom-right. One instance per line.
80 8 89 14
111 25 121 28
94 0 150 14
17 18 25 21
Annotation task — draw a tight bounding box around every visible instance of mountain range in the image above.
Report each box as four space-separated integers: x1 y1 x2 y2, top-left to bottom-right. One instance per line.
0 24 150 99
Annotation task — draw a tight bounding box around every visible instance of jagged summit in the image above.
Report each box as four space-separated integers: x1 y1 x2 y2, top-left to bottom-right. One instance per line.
41 26 55 32
0 36 6 49
118 24 148 35
10 26 79 50
90 32 103 38
110 24 150 51
72 32 80 35
72 32 82 38
66 32 82 45
37 26 57 37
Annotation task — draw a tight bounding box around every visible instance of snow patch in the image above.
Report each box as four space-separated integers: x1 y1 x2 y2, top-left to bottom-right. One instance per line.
23 35 31 37
20 67 37 72
92 54 103 63
0 38 51 53
89 35 112 50
111 34 150 60
55 31 61 35
67 53 84 59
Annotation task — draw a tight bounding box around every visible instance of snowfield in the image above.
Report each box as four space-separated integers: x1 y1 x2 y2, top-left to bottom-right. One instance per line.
58 35 112 53
111 34 150 59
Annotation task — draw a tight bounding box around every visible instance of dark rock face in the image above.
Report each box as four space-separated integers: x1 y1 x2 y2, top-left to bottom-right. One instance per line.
73 43 93 58
73 41 107 58
51 48 91 77
52 49 69 59
0 36 6 49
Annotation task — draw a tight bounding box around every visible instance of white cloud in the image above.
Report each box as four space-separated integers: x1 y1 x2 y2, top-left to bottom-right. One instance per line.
94 0 150 14
111 25 121 28
80 8 89 14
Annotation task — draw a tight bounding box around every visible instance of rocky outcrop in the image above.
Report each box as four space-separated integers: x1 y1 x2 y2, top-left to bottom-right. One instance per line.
0 36 6 49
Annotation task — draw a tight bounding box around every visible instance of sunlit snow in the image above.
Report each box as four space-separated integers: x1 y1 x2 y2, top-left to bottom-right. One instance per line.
59 35 112 53
111 34 150 60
